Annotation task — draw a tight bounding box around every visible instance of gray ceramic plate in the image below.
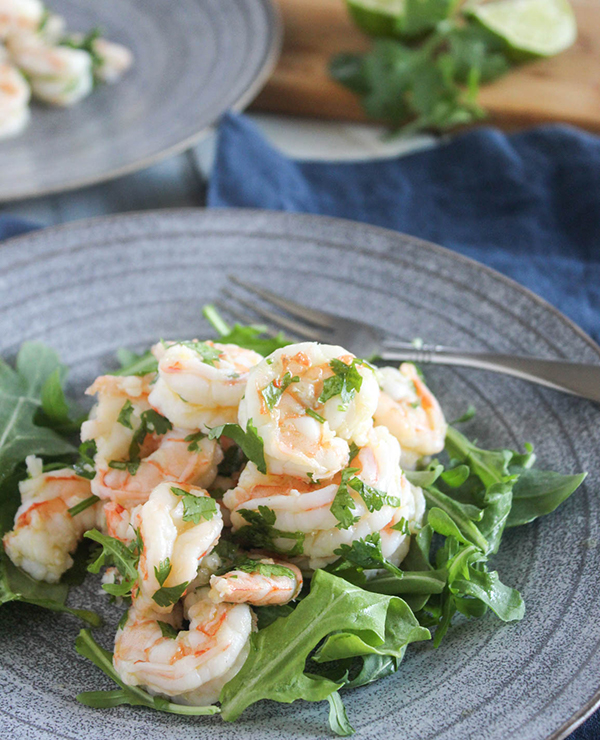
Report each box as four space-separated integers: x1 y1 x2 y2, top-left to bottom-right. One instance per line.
0 0 280 202
0 209 599 740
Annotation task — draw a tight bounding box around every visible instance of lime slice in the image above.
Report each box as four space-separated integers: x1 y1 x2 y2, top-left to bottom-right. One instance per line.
465 0 577 59
345 0 405 36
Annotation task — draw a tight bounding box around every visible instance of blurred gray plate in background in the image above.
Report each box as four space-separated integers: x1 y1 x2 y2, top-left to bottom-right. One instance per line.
0 0 280 201
0 209 599 740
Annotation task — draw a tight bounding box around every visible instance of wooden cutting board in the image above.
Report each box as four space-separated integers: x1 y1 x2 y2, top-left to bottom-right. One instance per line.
252 0 600 132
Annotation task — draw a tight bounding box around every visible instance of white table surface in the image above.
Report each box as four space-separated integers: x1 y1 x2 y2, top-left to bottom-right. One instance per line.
0 114 435 226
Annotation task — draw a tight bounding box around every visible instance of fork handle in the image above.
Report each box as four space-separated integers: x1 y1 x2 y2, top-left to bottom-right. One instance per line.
380 343 600 403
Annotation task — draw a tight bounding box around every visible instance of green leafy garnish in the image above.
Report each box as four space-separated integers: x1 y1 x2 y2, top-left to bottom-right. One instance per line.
128 409 172 461
330 468 361 530
327 691 355 736
154 558 171 587
177 340 223 366
219 570 429 721
152 581 189 608
170 486 218 523
68 495 100 517
184 430 206 452
113 348 158 377
306 408 326 423
75 629 220 714
319 359 364 407
203 305 290 356
232 557 295 580
73 440 97 480
108 459 141 475
85 529 140 598
235 506 305 556
158 621 179 640
208 421 266 474
117 400 134 429
261 372 299 410
348 477 402 512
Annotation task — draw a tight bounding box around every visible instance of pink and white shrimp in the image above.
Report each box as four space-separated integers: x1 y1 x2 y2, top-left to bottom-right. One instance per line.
0 0 44 40
209 557 303 606
134 482 223 613
374 363 447 469
114 588 254 706
238 342 380 482
0 60 29 139
3 456 102 583
225 426 425 570
148 341 263 431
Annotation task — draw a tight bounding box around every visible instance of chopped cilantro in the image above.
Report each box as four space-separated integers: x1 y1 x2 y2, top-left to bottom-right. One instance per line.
233 557 296 580
152 581 189 608
330 467 361 530
68 495 100 517
261 372 300 410
306 408 326 423
108 459 141 475
235 507 305 556
128 409 172 460
158 621 178 640
73 439 97 480
391 517 411 535
170 487 218 523
319 358 364 407
184 430 206 452
208 421 266 474
348 478 402 512
154 558 172 587
117 400 134 429
178 340 223 366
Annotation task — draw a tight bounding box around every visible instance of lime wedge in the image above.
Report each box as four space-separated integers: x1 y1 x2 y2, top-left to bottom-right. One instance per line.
345 0 405 36
465 0 577 59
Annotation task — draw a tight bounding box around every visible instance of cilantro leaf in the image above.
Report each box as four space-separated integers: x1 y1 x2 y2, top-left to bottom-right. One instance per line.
152 581 189 608
158 621 178 639
75 629 220 715
232 557 295 580
73 440 97 480
108 459 140 475
177 340 223 366
117 400 134 429
261 372 299 411
184 430 206 452
319 359 364 406
330 468 361 530
235 507 305 556
208 421 266 474
348 477 402 512
154 558 171 587
128 409 172 461
170 486 218 523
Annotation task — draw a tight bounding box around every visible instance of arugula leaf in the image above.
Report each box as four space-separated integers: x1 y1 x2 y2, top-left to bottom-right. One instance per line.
75 629 220 715
330 468 361 530
203 304 290 357
113 348 158 377
450 566 524 622
235 507 305 556
0 343 77 487
68 495 100 517
327 692 355 737
422 485 488 552
254 603 295 630
507 467 587 528
405 464 443 488
38 367 85 435
219 570 429 721
170 486 217 523
208 421 266 474
261 372 299 410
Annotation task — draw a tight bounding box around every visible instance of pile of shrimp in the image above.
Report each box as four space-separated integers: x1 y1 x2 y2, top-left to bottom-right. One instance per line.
0 0 132 139
3 337 447 707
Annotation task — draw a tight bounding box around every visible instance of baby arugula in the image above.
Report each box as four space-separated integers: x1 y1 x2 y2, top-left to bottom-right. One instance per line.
0 343 99 624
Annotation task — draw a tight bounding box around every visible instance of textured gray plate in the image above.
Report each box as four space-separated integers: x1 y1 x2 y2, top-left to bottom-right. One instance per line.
0 0 280 201
0 209 599 740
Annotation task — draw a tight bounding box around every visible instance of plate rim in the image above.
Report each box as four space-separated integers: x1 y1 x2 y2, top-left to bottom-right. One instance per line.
0 0 282 203
2 205 599 740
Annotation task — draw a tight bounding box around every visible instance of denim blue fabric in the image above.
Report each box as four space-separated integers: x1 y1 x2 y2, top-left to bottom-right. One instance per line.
207 112 600 738
208 113 600 345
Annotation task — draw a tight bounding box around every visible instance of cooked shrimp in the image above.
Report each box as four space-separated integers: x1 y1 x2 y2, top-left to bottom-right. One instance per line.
0 61 29 139
135 482 223 612
3 456 102 583
7 34 92 105
148 341 262 431
81 373 154 468
92 37 133 83
238 342 379 481
227 426 424 570
94 428 222 508
210 557 302 606
114 588 254 706
0 0 44 40
374 363 447 469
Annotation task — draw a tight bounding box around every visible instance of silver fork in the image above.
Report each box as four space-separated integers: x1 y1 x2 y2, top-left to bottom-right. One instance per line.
217 277 600 404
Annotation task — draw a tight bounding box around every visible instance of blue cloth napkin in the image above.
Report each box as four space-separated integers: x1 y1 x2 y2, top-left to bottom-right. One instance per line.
208 112 600 739
208 113 600 345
